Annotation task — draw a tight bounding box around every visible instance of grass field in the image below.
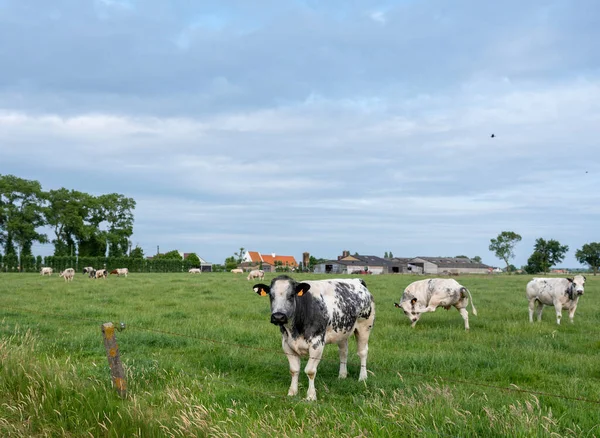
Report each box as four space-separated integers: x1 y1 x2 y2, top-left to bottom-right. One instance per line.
0 272 599 437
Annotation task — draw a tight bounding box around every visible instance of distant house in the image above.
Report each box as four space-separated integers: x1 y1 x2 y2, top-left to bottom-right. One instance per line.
243 251 298 273
409 257 491 275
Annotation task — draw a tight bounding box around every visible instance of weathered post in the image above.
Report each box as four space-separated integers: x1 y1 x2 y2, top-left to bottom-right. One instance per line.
101 322 127 399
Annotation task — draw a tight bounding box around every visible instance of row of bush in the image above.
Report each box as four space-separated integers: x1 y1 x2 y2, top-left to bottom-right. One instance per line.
0 255 211 273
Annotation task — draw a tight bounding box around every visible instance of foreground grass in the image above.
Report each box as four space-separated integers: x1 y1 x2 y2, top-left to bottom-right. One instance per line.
0 273 598 437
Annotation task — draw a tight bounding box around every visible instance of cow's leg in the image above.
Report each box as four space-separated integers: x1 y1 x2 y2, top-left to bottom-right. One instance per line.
355 324 372 381
305 345 324 401
535 300 544 322
458 307 470 330
528 299 536 322
338 338 348 379
424 297 442 313
553 300 562 325
568 304 577 324
282 341 300 397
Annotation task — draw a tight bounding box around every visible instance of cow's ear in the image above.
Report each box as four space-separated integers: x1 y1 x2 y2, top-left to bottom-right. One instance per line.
394 302 400 308
411 298 417 305
296 282 311 297
567 277 574 283
583 276 587 282
253 284 270 296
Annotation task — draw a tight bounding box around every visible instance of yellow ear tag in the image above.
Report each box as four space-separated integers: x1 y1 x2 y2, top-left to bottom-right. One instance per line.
260 289 268 297
297 289 304 297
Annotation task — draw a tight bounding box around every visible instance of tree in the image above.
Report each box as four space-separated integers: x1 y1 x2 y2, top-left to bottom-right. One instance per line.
472 256 482 263
489 231 522 273
129 245 144 259
389 251 393 258
384 251 389 259
575 242 600 275
0 175 48 262
525 238 569 274
44 188 89 256
186 253 201 267
224 256 237 271
155 250 182 260
234 247 245 264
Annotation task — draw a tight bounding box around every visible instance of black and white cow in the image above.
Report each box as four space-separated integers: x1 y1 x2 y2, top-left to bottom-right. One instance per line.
526 275 586 324
394 278 477 330
253 275 375 401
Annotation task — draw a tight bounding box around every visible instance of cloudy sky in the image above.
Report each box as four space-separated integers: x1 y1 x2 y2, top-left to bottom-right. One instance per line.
1 0 599 268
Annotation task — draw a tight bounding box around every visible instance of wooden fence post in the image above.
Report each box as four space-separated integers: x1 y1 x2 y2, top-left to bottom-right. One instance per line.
101 322 127 399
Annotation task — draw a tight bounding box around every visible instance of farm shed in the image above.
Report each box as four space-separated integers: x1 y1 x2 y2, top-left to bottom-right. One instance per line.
409 257 491 275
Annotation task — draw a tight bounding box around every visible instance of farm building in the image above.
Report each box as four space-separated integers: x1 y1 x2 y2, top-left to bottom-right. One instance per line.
313 253 420 275
242 251 298 273
409 257 491 275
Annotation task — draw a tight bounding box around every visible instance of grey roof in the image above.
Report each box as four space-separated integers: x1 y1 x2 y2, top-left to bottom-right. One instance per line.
413 257 491 269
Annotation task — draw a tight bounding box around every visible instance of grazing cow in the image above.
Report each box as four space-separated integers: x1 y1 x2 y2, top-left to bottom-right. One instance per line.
231 268 244 274
110 268 129 277
82 266 94 275
394 278 477 330
87 269 97 279
526 276 586 324
95 269 108 279
247 269 265 281
40 267 53 276
253 275 375 401
188 268 201 274
59 268 75 282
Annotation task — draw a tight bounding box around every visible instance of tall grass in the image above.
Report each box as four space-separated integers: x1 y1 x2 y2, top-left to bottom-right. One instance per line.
0 273 598 436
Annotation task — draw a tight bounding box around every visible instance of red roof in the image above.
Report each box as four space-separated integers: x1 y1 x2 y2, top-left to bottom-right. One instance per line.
247 251 262 263
248 251 298 266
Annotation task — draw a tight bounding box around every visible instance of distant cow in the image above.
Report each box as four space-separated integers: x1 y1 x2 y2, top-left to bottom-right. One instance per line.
40 267 53 276
394 278 477 330
526 276 586 324
87 269 97 279
253 275 375 401
95 269 108 279
188 268 201 274
110 268 129 277
82 266 94 275
247 269 264 281
59 268 75 282
231 268 244 274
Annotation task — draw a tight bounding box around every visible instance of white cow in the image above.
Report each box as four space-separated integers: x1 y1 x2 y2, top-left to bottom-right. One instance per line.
394 278 477 330
247 269 265 281
59 268 75 282
188 268 201 274
526 275 586 324
110 268 129 277
95 269 108 279
40 267 53 276
231 268 244 274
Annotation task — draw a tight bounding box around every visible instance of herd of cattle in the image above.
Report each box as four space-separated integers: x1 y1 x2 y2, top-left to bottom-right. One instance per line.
39 266 129 281
252 274 587 400
37 266 588 401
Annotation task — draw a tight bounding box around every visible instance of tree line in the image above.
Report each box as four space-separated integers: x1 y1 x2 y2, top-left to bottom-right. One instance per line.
0 174 137 265
489 231 600 275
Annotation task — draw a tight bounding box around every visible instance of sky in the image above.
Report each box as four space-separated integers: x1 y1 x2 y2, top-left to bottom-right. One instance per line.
1 0 599 268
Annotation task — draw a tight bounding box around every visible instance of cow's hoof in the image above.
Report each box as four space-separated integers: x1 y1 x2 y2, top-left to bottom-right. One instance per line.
338 372 347 379
305 393 317 401
287 389 298 397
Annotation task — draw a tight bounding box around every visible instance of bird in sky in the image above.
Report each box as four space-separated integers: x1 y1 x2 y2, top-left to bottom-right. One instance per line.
491 134 495 138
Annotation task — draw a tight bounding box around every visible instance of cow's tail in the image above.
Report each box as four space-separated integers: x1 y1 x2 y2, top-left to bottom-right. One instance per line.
462 287 477 316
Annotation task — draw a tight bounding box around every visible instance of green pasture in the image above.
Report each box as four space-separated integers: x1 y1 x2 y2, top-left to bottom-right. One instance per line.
0 273 598 437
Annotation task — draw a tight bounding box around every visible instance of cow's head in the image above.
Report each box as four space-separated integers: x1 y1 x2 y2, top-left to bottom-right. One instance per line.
253 275 310 326
567 275 586 296
394 297 427 327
